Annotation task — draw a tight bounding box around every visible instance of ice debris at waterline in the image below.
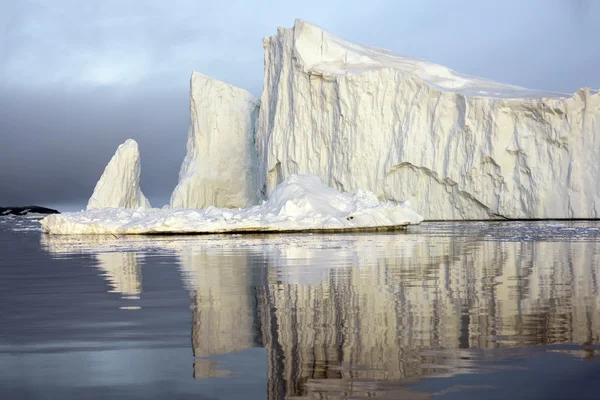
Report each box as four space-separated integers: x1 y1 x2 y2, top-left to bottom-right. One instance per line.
40 175 423 235
87 139 151 210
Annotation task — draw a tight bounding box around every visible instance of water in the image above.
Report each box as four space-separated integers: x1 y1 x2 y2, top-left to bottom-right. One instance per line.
1 217 600 399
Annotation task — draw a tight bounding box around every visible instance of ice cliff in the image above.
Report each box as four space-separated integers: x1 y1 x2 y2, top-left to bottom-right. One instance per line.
170 73 261 209
87 139 151 210
255 20 600 219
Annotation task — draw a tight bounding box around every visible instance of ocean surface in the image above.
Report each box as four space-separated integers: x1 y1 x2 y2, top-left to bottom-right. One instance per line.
1 216 600 399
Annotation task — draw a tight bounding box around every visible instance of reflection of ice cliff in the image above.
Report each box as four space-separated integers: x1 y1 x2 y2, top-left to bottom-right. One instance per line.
259 235 600 398
177 226 600 398
40 224 600 398
178 250 260 358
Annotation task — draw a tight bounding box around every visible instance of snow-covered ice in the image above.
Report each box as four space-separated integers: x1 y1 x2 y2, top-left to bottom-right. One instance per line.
256 20 600 219
41 175 423 235
87 139 151 210
170 73 261 209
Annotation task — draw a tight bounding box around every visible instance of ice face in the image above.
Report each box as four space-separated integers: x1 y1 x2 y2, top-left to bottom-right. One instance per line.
256 20 600 219
170 73 261 210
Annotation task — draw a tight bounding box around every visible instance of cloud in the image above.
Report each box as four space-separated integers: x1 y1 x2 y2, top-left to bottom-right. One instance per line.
3 0 599 92
1 0 267 91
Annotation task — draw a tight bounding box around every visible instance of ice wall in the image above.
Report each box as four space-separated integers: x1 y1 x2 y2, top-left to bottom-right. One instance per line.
87 139 151 210
256 20 600 219
170 72 261 209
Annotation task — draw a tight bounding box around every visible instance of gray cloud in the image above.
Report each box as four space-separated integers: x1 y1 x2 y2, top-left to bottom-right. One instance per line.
0 0 598 208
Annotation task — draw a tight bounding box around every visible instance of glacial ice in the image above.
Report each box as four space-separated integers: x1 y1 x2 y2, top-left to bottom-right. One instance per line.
87 139 151 210
49 19 600 229
40 175 423 234
170 73 261 209
256 20 600 219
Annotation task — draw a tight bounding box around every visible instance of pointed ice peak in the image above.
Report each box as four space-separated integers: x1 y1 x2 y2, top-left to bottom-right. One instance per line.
87 139 151 210
120 138 137 149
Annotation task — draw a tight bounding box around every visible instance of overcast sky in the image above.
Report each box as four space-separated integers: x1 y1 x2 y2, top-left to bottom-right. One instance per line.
1 0 598 209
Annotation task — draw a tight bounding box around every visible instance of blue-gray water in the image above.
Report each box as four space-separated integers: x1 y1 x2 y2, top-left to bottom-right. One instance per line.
1 217 600 399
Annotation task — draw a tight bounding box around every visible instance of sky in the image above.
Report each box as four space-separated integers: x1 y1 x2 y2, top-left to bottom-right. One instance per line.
1 0 599 209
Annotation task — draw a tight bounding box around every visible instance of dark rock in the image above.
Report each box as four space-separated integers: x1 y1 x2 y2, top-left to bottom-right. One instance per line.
0 206 60 216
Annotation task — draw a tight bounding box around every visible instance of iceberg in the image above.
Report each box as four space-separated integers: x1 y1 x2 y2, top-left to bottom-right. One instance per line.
46 19 600 229
87 139 151 210
170 73 261 209
256 20 600 219
40 175 423 234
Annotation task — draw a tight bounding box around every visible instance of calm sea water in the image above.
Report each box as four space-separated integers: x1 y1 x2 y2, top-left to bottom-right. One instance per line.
1 217 600 399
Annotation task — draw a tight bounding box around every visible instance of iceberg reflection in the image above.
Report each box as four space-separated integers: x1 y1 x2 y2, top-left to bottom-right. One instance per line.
41 222 600 398
179 249 261 358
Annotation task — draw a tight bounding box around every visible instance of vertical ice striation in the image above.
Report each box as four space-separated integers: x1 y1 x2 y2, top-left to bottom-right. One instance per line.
256 20 600 219
170 72 261 209
87 139 151 210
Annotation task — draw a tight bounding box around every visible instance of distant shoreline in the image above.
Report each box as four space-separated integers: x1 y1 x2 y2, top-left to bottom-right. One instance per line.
0 206 60 216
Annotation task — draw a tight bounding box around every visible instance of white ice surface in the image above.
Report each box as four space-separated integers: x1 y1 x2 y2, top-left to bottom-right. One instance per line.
170 73 261 209
41 175 423 235
87 139 151 210
256 20 600 219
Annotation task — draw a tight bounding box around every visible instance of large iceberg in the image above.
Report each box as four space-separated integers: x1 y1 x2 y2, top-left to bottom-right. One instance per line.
87 139 151 210
170 73 261 209
47 19 600 228
256 20 600 219
41 175 422 234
